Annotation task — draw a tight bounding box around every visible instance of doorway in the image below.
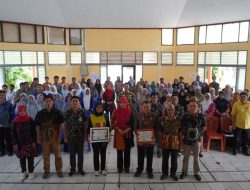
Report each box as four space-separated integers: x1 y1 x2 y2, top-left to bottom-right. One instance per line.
122 66 135 83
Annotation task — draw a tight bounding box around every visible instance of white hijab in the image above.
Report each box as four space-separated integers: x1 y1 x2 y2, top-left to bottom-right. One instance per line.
83 88 91 110
201 93 212 114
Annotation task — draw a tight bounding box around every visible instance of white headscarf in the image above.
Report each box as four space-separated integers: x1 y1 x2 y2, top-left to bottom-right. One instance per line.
43 84 51 95
201 93 212 114
61 83 70 100
27 95 39 120
83 88 91 110
50 85 58 95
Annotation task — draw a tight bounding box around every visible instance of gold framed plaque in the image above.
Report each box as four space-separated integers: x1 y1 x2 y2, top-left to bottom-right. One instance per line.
136 129 155 145
90 127 109 143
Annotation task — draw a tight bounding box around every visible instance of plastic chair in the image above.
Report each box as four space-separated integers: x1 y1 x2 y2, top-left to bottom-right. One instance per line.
206 116 224 152
220 115 234 150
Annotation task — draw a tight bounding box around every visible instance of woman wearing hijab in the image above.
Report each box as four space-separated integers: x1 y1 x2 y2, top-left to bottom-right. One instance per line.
111 97 134 173
103 84 116 121
183 94 191 113
54 94 64 112
63 94 72 113
15 93 28 115
209 87 217 101
201 93 213 115
178 89 187 108
195 88 204 103
224 84 233 101
50 85 58 97
89 102 109 176
61 83 70 101
12 105 37 180
36 94 45 111
43 84 51 96
214 91 230 117
27 95 39 120
187 85 195 97
83 88 91 111
201 82 209 95
94 79 102 96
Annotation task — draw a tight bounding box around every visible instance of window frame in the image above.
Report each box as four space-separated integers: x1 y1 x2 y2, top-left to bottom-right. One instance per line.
142 51 158 65
161 52 173 65
48 51 67 65
70 51 82 65
176 51 195 66
176 27 195 45
69 28 82 45
47 26 66 45
161 29 173 46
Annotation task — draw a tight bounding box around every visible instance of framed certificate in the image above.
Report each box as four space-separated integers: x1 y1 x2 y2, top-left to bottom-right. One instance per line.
136 129 155 145
90 127 110 143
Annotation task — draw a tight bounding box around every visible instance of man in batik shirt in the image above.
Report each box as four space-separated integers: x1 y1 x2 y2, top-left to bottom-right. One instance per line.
118 83 136 111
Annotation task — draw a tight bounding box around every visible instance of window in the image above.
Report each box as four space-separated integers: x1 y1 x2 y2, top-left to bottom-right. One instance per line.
37 52 45 64
199 26 206 44
176 52 194 65
143 52 157 64
237 68 246 91
36 26 44 44
0 23 2 42
4 51 21 65
162 29 173 45
177 27 195 45
48 52 66 65
70 29 82 45
86 52 100 64
0 51 3 65
100 66 107 84
135 65 143 82
222 23 239 43
161 52 172 65
47 27 65 45
238 51 247 65
206 24 222 43
0 67 4 87
20 24 36 43
2 23 19 42
38 66 46 84
70 52 82 64
22 52 37 65
221 51 238 65
239 22 249 42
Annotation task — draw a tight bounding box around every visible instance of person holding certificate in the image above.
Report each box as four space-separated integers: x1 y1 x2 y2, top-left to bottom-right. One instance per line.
111 96 134 173
63 96 88 177
134 101 157 179
89 102 109 176
159 103 180 181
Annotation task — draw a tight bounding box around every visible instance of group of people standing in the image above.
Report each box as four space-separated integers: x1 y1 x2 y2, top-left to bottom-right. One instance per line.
0 74 249 182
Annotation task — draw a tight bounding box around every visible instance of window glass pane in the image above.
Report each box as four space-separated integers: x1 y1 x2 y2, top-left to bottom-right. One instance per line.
161 52 172 64
177 27 195 45
36 26 44 44
100 66 107 85
108 52 122 64
47 27 65 45
135 65 143 83
206 24 222 43
238 51 247 65
136 52 143 64
70 52 82 64
222 23 239 43
22 51 37 65
198 52 205 65
206 52 220 65
86 52 100 64
176 52 194 65
48 52 66 65
143 52 157 64
4 51 21 65
198 67 205 82
107 65 121 85
20 24 35 43
70 29 81 45
199 26 206 44
38 66 46 84
221 51 237 65
37 52 45 64
239 22 249 42
237 68 246 91
122 52 136 64
162 29 173 45
0 67 4 87
2 23 19 42
0 51 3 65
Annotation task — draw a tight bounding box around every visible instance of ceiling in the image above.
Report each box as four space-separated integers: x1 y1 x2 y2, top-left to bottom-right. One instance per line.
0 0 250 28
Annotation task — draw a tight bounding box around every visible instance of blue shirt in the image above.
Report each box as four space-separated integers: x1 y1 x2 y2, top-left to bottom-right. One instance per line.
0 101 13 128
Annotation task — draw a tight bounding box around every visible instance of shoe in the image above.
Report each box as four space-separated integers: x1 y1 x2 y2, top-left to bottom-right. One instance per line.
180 172 187 179
160 174 168 180
125 168 130 173
79 170 85 176
20 172 27 180
29 173 34 180
118 168 122 173
134 171 141 177
57 172 64 178
147 172 154 179
157 150 161 158
170 174 178 181
94 171 99 176
68 170 75 177
194 174 201 181
101 170 107 176
42 172 49 179
199 153 203 158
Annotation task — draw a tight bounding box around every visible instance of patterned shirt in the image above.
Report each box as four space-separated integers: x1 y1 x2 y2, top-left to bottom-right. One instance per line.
64 108 87 141
159 117 180 149
0 101 13 128
181 112 207 145
118 91 136 109
35 108 64 142
174 105 184 120
151 102 163 118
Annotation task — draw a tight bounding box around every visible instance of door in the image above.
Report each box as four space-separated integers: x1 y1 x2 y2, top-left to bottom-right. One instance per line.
122 66 135 83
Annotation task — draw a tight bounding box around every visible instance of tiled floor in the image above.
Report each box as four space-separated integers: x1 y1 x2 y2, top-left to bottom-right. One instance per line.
1 136 250 190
